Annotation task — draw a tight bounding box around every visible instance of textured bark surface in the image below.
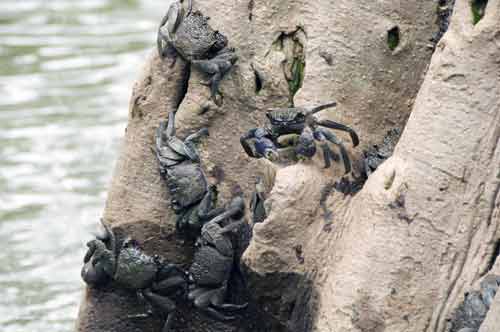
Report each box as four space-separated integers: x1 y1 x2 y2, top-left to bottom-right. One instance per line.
74 0 500 331
312 1 500 330
245 1 500 331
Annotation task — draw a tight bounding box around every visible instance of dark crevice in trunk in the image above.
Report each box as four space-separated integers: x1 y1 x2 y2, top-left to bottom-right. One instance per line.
486 239 500 272
243 268 317 332
252 64 263 94
430 0 456 45
471 0 488 24
387 26 400 51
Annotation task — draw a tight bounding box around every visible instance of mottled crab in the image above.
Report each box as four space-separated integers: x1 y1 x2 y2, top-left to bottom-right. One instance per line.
157 0 237 104
154 111 224 233
240 102 359 173
81 220 188 332
187 194 249 321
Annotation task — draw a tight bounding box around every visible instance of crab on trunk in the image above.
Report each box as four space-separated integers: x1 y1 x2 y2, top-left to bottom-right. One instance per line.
240 102 359 173
362 128 401 178
81 220 188 332
157 0 237 105
154 111 224 233
187 194 250 321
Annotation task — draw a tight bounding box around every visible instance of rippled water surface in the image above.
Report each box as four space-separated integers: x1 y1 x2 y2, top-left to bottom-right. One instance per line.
0 1 168 331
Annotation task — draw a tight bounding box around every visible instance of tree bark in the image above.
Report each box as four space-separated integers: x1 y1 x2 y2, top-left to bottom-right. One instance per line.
75 0 500 331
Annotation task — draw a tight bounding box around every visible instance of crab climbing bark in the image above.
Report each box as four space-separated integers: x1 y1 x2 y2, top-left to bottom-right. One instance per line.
240 102 359 173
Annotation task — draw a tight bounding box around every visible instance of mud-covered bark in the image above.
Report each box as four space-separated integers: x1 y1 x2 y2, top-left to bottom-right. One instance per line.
75 55 264 332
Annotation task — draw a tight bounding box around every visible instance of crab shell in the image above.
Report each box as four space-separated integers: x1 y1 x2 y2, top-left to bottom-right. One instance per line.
189 245 233 287
266 108 305 124
162 11 228 61
166 162 207 211
266 109 306 136
114 246 158 290
200 222 234 257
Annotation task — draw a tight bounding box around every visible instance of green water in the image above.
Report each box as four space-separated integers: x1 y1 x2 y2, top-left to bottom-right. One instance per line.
0 1 168 331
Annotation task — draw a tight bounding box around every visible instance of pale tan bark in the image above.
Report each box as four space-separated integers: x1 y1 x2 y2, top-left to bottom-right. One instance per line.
313 1 500 330
245 1 500 331
75 0 470 331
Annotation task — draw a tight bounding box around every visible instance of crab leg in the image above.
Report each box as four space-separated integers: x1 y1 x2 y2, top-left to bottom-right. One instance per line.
153 276 187 294
157 12 169 55
83 240 98 264
207 197 245 225
207 207 240 225
183 127 209 162
209 72 222 101
166 112 176 137
197 186 225 224
316 128 352 174
142 289 178 332
307 101 337 115
185 127 209 143
153 124 173 174
193 60 221 101
204 307 236 321
312 129 335 169
212 301 248 311
320 144 334 169
157 13 170 58
240 128 260 158
95 218 116 257
210 284 247 311
220 219 246 234
189 287 237 321
316 119 359 147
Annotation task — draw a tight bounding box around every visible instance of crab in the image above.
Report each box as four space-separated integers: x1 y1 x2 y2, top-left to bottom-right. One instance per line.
191 48 238 104
154 111 223 233
362 128 401 178
240 102 359 173
157 0 238 104
187 194 249 321
156 0 193 61
451 274 500 332
81 220 188 332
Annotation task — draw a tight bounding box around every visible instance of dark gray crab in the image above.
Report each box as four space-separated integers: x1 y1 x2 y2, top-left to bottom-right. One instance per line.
450 274 500 332
154 111 223 233
240 102 359 173
362 128 401 178
81 220 188 332
157 0 237 104
187 195 249 321
156 0 193 60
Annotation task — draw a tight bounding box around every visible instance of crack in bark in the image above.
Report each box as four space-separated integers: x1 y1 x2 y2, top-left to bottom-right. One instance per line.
175 63 191 109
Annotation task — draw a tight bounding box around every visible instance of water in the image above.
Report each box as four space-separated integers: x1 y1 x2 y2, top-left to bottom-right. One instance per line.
0 1 169 331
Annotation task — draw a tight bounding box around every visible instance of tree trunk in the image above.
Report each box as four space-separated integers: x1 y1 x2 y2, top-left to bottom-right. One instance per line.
76 0 500 331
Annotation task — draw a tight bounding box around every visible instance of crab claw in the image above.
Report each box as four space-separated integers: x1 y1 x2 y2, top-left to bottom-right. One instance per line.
253 135 278 161
264 149 279 162
295 130 317 159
